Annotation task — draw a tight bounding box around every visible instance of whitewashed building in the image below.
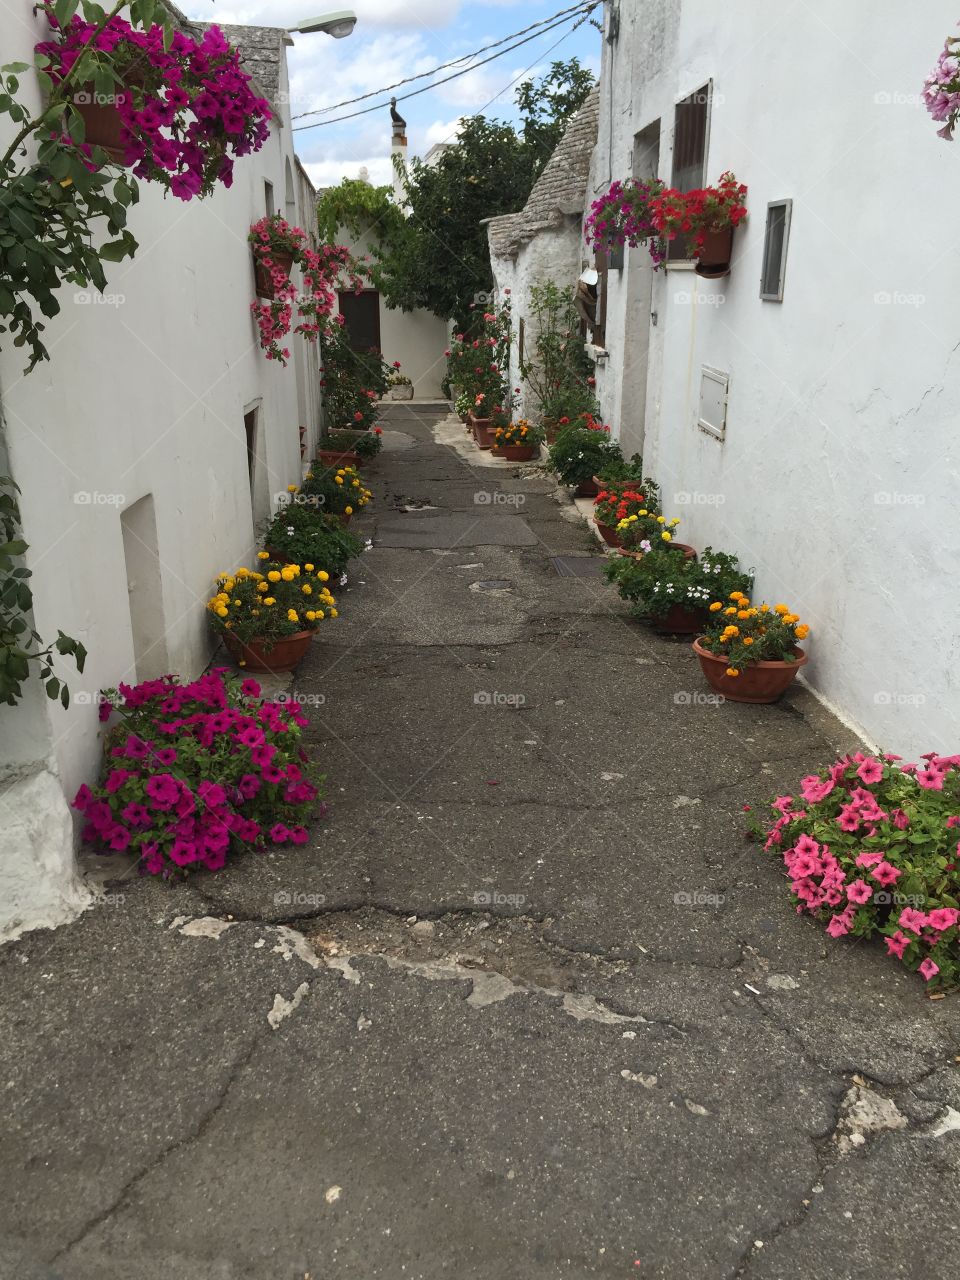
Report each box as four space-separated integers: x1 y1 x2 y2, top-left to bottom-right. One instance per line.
0 5 324 936
500 0 960 757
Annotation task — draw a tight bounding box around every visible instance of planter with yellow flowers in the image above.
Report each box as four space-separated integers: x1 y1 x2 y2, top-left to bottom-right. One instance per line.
492 417 542 462
207 561 339 674
299 464 373 524
693 595 810 703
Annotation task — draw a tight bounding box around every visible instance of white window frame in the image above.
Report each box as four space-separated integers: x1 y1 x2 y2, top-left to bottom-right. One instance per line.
760 199 792 302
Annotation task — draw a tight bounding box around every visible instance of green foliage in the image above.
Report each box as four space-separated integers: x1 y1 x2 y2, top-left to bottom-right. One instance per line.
519 280 597 420
0 474 86 706
262 504 364 578
327 428 382 460
319 322 390 430
604 547 753 621
376 59 595 328
316 177 405 248
546 423 622 487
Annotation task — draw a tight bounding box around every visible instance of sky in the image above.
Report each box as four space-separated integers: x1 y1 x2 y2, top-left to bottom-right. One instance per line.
183 0 601 189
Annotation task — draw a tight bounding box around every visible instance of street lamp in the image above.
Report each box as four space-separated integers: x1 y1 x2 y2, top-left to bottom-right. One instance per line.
288 10 358 38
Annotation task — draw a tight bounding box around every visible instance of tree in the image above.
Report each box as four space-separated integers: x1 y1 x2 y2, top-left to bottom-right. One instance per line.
372 59 595 331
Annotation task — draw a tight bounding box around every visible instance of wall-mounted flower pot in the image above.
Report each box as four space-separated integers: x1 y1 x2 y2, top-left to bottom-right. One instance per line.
74 82 133 162
692 639 808 703
594 517 622 547
694 227 734 278
254 250 294 299
223 629 314 674
500 444 538 462
390 385 414 400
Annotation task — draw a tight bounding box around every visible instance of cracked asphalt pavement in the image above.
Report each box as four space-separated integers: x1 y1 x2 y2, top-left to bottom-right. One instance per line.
1 404 958 1279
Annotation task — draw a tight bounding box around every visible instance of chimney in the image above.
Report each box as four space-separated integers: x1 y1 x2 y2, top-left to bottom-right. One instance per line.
389 96 408 209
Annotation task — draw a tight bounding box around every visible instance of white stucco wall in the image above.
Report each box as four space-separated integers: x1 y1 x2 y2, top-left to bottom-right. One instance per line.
588 0 960 757
335 226 449 399
0 5 321 937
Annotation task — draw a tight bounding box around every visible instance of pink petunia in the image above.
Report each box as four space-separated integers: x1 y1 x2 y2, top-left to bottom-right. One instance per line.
800 775 835 804
826 908 855 938
926 907 960 932
871 861 901 889
856 757 884 785
918 958 940 982
855 851 884 868
884 930 911 959
897 907 929 934
846 879 873 905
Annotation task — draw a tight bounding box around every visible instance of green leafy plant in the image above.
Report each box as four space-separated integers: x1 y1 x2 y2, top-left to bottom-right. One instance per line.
262 503 364 577
546 417 622 487
300 464 372 518
315 176 405 246
207 561 338 646
0 474 85 706
519 280 597 422
605 547 752 621
319 322 390 428
326 427 383 460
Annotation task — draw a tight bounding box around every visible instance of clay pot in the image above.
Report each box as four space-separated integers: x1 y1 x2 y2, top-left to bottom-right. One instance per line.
574 477 600 499
315 449 360 468
692 639 808 704
654 604 708 635
694 227 734 279
223 629 314 674
594 517 622 547
500 444 538 462
73 81 138 161
469 413 495 450
618 542 697 562
254 250 295 299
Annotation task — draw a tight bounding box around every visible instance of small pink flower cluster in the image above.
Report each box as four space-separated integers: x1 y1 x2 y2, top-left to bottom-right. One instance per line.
73 669 324 876
761 751 960 986
36 15 271 199
923 27 960 140
585 178 667 267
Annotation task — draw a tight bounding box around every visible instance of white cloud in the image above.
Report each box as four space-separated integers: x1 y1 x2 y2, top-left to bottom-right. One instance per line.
420 117 465 149
183 0 461 30
303 155 393 188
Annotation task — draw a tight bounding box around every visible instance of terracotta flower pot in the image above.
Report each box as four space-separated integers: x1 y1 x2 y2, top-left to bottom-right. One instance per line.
469 413 495 450
594 517 622 547
254 250 295 299
500 444 538 462
654 604 708 635
574 477 600 498
692 639 808 704
694 227 734 279
315 449 360 468
74 82 135 161
618 541 697 562
223 629 314 674
543 417 572 444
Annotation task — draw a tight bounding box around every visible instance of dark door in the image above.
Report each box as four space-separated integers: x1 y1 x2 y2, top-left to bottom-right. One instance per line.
337 290 381 354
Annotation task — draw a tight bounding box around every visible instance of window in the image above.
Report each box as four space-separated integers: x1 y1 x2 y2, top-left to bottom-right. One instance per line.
120 495 168 681
517 316 525 364
698 365 729 441
667 84 711 264
592 249 608 347
760 200 792 302
264 180 275 216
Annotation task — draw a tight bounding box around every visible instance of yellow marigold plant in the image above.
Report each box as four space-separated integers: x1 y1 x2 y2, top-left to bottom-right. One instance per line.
699 593 810 676
207 562 338 645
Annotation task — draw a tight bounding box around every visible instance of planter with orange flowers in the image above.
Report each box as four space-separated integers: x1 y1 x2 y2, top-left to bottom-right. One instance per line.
207 560 339 674
694 596 810 703
492 418 542 462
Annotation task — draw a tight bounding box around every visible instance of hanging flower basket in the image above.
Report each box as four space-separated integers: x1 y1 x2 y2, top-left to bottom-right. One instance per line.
254 250 294 299
694 227 735 278
73 82 136 162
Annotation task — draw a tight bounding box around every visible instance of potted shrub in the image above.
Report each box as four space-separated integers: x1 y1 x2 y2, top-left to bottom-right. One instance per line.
328 427 383 464
299 466 372 523
492 418 542 462
72 669 323 875
605 547 753 635
519 281 598 439
387 363 414 400
754 752 960 987
546 416 622 497
261 507 363 578
650 171 748 277
693 596 810 702
208 561 339 673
